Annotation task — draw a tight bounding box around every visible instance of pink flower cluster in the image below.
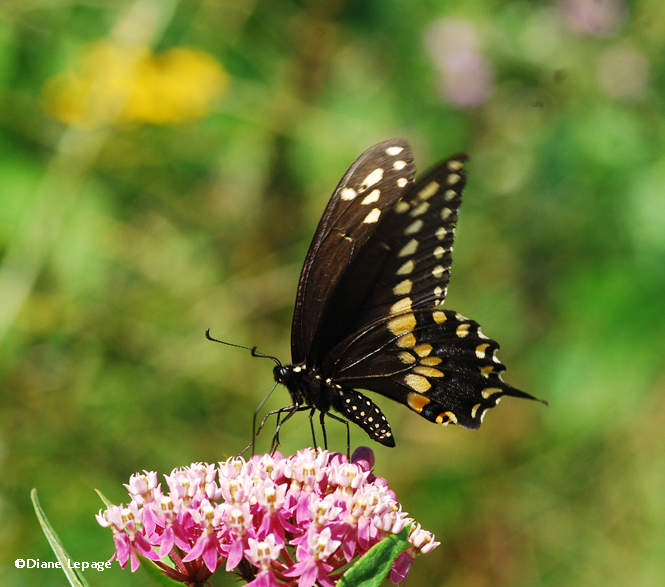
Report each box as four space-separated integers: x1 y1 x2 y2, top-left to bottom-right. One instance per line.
96 448 439 586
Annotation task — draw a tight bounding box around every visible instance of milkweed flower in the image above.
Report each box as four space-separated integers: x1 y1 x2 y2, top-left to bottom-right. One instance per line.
96 447 440 585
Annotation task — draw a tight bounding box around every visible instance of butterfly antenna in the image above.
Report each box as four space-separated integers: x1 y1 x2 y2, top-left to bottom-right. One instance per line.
205 329 281 366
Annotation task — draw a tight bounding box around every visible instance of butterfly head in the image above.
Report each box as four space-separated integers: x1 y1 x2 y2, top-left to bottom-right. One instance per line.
273 364 293 385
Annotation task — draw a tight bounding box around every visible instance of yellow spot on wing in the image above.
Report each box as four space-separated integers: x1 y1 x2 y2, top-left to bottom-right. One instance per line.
432 311 447 323
414 343 432 357
414 366 444 377
435 226 447 240
396 333 416 348
404 374 431 393
456 323 471 337
447 160 463 171
475 343 489 359
404 219 423 234
420 356 442 366
396 259 415 275
390 297 412 314
432 265 444 278
398 239 419 257
441 208 452 220
447 173 461 185
433 246 445 258
394 200 410 213
407 391 431 412
387 313 416 336
410 202 429 217
418 181 439 200
436 411 457 425
444 189 456 201
482 387 503 399
471 403 481 418
398 351 416 364
393 279 413 295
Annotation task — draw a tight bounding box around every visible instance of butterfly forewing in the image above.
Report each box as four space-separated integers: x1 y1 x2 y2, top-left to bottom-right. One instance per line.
291 139 416 364
349 154 468 327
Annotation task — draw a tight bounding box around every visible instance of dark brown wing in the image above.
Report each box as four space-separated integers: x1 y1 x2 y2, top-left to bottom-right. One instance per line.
318 155 543 429
291 139 416 364
327 154 468 331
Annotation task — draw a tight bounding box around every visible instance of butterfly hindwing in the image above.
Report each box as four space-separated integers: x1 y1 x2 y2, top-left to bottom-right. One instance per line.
291 139 416 364
326 309 537 429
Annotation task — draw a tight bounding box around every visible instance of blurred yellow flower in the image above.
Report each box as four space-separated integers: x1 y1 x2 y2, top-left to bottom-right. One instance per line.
42 42 227 127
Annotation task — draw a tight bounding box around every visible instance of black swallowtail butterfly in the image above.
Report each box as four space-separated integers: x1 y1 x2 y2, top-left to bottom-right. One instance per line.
211 139 542 449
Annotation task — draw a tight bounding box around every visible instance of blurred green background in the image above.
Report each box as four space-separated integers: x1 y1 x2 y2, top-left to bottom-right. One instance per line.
1 0 664 585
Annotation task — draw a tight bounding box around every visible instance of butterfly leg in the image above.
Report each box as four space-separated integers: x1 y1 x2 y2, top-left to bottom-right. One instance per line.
319 411 328 450
270 404 310 454
322 411 351 460
251 381 280 455
243 403 296 456
308 407 319 448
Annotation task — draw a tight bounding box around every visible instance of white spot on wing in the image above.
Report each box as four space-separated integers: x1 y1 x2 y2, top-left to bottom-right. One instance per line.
361 189 380 205
396 259 415 275
361 168 384 191
393 279 413 295
398 238 419 257
363 208 381 223
394 200 410 213
410 202 429 217
340 188 357 200
418 182 439 200
396 177 408 188
393 160 407 170
404 219 423 235
386 146 404 156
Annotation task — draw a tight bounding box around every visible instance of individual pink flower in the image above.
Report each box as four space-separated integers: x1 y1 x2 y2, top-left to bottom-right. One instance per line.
559 0 625 37
96 447 440 584
424 17 494 108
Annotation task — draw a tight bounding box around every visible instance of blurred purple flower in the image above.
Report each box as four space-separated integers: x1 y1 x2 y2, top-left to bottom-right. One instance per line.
597 44 650 101
425 18 494 108
559 0 625 37
96 448 439 585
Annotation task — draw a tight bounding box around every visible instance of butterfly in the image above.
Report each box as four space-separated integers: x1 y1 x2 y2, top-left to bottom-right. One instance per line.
210 139 542 449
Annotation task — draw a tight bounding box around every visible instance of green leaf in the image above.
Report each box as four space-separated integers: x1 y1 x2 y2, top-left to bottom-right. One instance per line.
338 526 411 587
139 556 183 586
30 488 90 587
94 488 112 508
